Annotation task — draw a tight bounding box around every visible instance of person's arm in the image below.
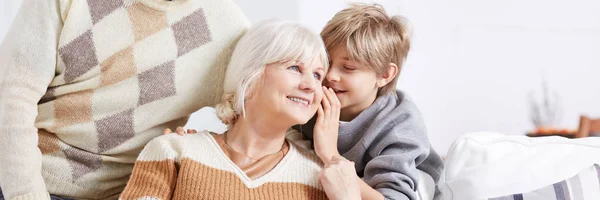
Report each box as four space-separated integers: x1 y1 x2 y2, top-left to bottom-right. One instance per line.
362 129 430 200
120 135 180 200
319 155 361 200
357 177 385 200
0 0 62 199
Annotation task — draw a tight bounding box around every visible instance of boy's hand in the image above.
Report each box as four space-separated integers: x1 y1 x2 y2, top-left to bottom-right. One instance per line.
314 86 341 164
319 155 361 200
163 126 197 135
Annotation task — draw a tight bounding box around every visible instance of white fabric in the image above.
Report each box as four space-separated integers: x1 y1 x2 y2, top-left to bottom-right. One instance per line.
438 132 600 200
578 165 600 200
417 170 435 200
187 107 228 134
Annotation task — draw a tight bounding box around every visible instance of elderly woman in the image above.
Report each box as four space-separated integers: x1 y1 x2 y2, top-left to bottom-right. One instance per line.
119 19 359 200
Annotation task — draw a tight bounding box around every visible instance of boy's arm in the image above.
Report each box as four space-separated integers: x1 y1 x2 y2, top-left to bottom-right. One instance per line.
357 177 385 200
120 135 180 200
362 127 430 200
0 0 62 199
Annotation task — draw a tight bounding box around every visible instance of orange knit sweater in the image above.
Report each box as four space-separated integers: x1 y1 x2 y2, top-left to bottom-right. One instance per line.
120 131 328 200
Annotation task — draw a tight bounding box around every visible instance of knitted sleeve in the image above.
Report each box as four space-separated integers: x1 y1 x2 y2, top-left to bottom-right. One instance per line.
0 0 63 199
120 135 181 200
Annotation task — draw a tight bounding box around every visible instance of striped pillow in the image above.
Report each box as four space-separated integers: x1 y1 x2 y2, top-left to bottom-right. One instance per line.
489 164 600 200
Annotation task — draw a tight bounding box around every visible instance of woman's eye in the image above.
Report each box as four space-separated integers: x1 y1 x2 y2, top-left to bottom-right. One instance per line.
288 65 300 71
313 73 322 80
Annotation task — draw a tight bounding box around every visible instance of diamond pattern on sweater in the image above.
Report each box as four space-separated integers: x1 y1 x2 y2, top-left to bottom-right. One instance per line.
38 129 61 155
131 28 178 73
91 7 135 63
95 108 136 152
39 87 57 104
48 1 219 181
54 90 94 129
64 146 103 179
172 8 212 57
59 30 99 83
128 2 169 42
92 78 140 120
137 61 177 106
88 0 124 24
100 47 136 86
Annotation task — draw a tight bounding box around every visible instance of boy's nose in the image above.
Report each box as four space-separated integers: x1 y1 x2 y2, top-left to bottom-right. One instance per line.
326 70 340 82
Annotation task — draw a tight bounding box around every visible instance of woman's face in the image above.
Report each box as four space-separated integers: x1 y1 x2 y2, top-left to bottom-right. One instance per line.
249 56 325 125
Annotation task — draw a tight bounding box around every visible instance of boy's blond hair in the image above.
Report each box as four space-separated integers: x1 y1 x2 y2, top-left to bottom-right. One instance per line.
321 3 411 96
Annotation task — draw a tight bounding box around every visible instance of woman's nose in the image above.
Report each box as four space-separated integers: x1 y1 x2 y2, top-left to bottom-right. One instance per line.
298 75 317 92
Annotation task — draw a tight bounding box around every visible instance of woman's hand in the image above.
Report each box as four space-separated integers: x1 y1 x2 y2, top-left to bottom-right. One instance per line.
319 155 361 200
313 86 341 163
163 126 197 135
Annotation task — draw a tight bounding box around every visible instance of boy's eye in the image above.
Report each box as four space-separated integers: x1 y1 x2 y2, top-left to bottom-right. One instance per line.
288 65 300 72
343 65 356 71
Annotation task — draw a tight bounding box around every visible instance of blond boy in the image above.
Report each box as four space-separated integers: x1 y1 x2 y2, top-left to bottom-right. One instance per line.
298 4 444 200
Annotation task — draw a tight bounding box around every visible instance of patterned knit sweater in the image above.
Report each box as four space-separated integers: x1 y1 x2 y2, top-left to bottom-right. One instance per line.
119 131 328 200
0 0 249 199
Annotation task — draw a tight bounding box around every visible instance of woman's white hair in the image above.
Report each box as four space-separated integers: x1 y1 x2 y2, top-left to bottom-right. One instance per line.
215 19 329 125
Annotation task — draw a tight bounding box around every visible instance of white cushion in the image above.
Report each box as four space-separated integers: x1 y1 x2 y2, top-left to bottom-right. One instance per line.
186 106 227 134
418 169 435 200
438 132 600 200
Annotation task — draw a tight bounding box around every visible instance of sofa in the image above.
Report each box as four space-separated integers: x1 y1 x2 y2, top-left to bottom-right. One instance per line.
437 132 600 200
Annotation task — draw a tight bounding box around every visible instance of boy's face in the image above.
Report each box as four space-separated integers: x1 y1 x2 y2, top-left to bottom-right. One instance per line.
324 46 380 120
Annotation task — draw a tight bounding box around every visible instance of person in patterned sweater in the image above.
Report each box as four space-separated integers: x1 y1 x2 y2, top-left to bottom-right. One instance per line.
0 0 249 199
120 19 360 200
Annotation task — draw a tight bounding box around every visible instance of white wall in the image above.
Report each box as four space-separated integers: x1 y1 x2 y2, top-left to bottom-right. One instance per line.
2 0 599 155
232 0 299 23
404 0 600 154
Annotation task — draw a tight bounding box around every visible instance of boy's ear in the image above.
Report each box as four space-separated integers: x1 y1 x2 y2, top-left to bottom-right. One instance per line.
376 63 398 88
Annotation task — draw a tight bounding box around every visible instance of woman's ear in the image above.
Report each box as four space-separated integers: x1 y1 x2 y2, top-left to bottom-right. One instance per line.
376 63 398 88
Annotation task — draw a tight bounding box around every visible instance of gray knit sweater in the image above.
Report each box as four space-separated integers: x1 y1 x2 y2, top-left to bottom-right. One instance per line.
295 90 444 200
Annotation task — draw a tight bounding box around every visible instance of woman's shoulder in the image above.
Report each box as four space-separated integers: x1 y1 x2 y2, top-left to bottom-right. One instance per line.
150 130 214 145
141 131 219 158
285 132 323 170
272 139 323 191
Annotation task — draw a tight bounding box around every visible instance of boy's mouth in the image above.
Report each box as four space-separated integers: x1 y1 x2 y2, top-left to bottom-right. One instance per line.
331 89 347 94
